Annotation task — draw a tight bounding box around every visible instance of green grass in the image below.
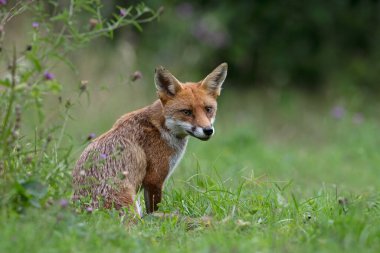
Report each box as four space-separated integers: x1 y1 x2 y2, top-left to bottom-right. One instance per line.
1 90 380 253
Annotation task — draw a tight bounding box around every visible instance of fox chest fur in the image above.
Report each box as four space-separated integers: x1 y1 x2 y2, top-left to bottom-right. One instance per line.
159 126 188 180
72 63 228 214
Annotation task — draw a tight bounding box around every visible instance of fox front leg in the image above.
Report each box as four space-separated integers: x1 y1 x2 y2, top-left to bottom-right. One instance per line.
144 184 162 213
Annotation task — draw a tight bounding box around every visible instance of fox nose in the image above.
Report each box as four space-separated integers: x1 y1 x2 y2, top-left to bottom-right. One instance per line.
203 127 214 136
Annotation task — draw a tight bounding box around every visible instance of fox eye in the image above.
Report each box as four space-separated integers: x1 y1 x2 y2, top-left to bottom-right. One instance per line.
205 106 213 113
181 109 192 116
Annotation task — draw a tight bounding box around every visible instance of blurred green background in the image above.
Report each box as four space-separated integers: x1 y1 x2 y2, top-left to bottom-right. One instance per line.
117 0 380 92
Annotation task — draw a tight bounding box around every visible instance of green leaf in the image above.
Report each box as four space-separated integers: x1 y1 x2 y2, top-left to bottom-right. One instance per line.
15 83 28 91
47 80 62 93
27 54 43 72
0 78 11 88
31 86 41 98
50 10 69 22
131 21 143 32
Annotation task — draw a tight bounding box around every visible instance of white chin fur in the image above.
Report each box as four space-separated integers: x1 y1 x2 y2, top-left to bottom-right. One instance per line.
165 118 192 136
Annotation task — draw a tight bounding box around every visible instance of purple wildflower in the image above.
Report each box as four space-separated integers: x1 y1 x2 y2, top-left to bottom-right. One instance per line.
0 0 7 5
100 153 107 159
59 199 69 208
176 2 193 19
86 206 93 213
87 133 96 141
32 22 39 28
44 71 54 80
331 105 345 119
120 8 127 17
352 113 364 125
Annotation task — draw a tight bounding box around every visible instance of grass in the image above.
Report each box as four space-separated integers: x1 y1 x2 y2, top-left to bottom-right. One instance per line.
1 89 380 253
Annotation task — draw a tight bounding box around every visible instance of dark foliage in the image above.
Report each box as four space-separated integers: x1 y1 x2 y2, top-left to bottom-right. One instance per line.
118 0 380 93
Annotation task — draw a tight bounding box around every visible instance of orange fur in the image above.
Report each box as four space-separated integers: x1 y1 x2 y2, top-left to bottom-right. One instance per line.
72 63 228 215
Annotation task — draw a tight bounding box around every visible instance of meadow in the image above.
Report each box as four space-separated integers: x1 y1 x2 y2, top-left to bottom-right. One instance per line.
1 1 380 252
1 83 380 252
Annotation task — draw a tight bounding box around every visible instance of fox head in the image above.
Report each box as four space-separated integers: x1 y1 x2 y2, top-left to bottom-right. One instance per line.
155 63 228 141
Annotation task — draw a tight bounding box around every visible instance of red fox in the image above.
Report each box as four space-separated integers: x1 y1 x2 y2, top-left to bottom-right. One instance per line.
72 63 228 216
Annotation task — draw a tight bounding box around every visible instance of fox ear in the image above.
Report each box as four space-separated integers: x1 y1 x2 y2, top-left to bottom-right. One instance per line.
201 63 228 97
155 66 182 100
